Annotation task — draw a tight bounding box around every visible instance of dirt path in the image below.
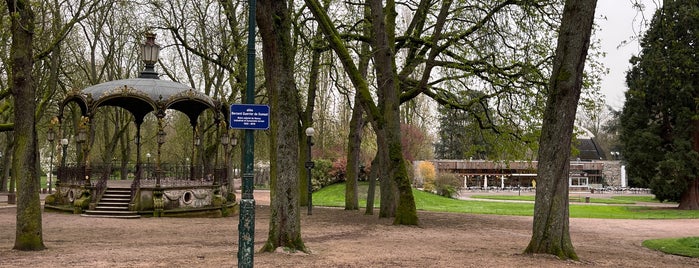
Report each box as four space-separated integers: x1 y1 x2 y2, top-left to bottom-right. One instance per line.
0 191 697 267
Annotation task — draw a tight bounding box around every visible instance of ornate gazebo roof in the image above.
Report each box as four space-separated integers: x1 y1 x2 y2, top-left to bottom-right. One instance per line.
60 78 224 126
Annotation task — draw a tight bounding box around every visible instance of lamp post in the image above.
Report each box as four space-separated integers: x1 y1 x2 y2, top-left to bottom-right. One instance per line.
221 132 229 187
138 33 160 79
221 130 230 185
305 127 315 215
239 0 258 264
47 126 55 194
611 151 619 160
146 153 152 179
60 138 68 186
230 134 238 192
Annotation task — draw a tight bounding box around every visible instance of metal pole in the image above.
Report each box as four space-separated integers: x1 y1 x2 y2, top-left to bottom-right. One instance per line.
49 142 54 194
306 137 314 215
238 0 257 266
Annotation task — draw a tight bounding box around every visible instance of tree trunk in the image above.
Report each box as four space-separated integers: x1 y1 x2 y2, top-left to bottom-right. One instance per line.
524 0 597 260
8 0 46 251
345 96 363 210
369 0 417 224
347 5 371 211
257 0 306 252
299 26 322 207
376 131 397 218
365 152 379 215
303 0 418 225
682 119 699 209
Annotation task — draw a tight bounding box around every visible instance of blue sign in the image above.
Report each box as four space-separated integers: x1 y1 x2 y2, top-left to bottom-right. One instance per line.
230 104 270 130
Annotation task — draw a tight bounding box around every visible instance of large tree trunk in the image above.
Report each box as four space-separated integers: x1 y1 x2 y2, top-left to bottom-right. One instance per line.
8 0 46 251
303 0 418 225
257 0 306 252
345 96 363 210
682 119 699 209
369 0 417 224
524 0 597 260
345 8 372 210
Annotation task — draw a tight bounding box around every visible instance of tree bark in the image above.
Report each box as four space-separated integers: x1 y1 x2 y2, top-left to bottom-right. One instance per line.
7 0 46 251
368 0 417 224
682 119 699 210
345 96 363 210
303 0 418 224
524 0 597 260
257 0 306 252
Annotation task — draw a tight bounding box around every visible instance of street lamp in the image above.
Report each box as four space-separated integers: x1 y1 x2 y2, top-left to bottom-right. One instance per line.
146 153 152 179
47 126 56 194
611 151 620 160
305 127 315 215
138 33 160 79
221 132 229 187
60 138 68 186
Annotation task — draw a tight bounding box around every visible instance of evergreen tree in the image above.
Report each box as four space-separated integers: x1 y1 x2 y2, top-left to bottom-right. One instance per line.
620 0 699 209
435 107 468 159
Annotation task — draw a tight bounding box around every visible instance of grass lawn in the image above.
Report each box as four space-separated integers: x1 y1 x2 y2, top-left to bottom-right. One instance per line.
314 182 699 219
643 237 699 258
470 195 636 204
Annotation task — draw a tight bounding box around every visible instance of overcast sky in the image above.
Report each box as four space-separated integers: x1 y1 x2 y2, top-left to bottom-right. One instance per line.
594 0 661 110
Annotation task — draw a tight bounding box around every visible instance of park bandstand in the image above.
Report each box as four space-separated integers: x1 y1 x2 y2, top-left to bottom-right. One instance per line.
44 34 238 218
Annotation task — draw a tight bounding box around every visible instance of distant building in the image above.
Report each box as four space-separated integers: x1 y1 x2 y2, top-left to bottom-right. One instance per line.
416 128 625 190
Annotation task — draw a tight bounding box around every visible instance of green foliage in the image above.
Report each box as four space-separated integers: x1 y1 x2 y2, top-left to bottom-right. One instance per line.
311 159 335 191
44 194 56 205
643 237 699 258
432 173 462 198
620 0 699 202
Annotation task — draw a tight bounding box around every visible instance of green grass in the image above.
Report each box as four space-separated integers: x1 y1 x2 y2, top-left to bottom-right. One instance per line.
643 237 699 258
471 195 636 204
314 182 699 219
611 195 676 204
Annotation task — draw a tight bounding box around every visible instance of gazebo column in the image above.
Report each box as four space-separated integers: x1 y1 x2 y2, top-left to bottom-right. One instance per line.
130 120 143 210
156 116 165 188
134 121 142 180
77 116 92 187
153 114 165 217
190 127 197 180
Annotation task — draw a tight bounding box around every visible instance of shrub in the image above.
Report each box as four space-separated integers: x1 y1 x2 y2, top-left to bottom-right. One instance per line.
311 159 335 191
434 173 462 198
418 161 436 191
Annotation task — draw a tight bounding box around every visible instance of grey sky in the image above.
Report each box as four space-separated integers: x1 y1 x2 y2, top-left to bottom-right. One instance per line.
594 0 661 110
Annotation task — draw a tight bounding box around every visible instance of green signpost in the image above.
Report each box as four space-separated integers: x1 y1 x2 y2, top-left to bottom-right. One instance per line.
237 1 258 267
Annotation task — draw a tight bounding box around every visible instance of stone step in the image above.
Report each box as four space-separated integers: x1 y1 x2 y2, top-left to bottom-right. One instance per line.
95 206 129 211
80 213 141 219
102 194 131 198
104 189 131 193
100 196 131 201
98 202 130 206
85 210 137 214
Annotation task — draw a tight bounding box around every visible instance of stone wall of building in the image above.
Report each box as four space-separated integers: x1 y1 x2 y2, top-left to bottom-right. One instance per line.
600 160 622 187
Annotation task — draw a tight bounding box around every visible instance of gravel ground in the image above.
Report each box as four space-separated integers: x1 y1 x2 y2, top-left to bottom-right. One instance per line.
0 190 698 267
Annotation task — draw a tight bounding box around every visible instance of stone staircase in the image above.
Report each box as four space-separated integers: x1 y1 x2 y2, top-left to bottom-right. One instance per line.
82 187 140 219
